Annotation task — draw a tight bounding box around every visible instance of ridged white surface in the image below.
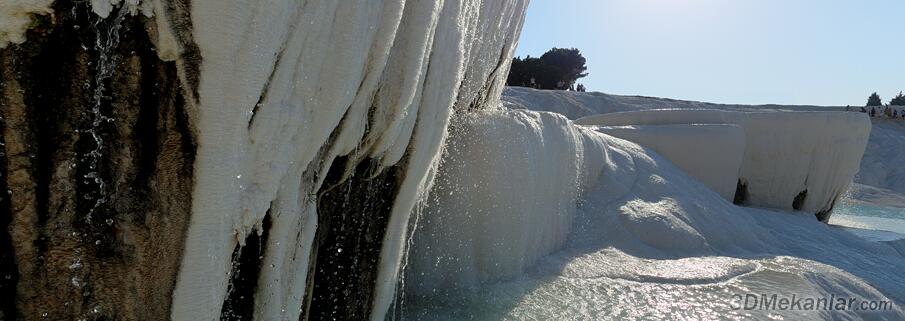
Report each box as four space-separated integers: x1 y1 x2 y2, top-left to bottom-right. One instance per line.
407 110 608 294
165 1 528 320
593 124 745 201
577 109 871 214
407 109 767 294
404 109 903 320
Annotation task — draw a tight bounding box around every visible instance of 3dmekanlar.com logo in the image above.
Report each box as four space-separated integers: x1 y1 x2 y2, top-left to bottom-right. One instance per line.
731 293 893 311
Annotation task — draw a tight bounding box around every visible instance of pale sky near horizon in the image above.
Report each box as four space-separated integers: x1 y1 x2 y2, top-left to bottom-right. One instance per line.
514 0 905 106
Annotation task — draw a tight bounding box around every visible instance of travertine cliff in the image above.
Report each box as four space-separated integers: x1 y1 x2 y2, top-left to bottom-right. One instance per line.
0 1 528 320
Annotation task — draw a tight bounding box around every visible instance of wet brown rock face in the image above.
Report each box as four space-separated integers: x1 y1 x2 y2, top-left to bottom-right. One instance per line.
0 2 197 320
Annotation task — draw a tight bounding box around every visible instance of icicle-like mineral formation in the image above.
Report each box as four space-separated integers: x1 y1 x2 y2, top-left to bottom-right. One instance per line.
0 0 528 320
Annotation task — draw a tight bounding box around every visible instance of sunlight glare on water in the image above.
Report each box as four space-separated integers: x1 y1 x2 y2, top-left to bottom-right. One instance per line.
830 202 905 240
403 248 899 320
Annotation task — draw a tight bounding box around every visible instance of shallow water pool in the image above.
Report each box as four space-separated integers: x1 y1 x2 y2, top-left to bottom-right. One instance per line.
830 203 905 240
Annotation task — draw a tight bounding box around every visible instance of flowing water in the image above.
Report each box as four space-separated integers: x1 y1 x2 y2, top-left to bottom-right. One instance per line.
402 249 901 320
401 202 905 320
81 5 127 224
830 202 905 241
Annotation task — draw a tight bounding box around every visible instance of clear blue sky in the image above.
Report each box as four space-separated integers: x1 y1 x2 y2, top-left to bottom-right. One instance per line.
515 0 905 106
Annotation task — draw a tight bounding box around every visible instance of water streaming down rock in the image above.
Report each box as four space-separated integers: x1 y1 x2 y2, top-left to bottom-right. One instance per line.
2 1 196 319
0 0 528 320
81 4 128 224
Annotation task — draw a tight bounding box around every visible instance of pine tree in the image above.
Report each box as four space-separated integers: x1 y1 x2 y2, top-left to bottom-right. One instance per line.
889 91 905 106
506 48 589 90
867 92 883 106
540 48 588 90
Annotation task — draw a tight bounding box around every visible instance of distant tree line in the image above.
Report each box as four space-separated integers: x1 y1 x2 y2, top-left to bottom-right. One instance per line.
865 91 905 107
507 47 588 91
860 92 905 119
892 92 905 106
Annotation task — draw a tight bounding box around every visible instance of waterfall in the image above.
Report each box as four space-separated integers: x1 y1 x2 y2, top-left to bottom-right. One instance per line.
0 0 529 319
81 4 126 223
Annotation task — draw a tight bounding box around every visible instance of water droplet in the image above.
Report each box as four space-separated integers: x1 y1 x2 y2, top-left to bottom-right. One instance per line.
105 218 114 225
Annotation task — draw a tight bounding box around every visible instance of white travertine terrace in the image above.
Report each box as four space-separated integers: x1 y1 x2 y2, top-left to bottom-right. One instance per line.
577 109 871 215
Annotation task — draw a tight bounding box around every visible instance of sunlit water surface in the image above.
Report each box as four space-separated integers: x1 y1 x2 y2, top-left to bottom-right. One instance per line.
830 202 905 241
399 203 905 320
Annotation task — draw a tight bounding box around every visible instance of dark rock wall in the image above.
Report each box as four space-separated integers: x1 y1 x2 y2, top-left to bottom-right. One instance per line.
304 157 400 321
0 3 196 320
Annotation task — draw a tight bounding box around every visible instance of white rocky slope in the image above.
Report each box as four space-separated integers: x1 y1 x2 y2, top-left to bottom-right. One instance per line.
502 86 847 119
592 124 746 201
854 119 905 205
505 86 900 208
403 109 905 319
576 109 871 219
